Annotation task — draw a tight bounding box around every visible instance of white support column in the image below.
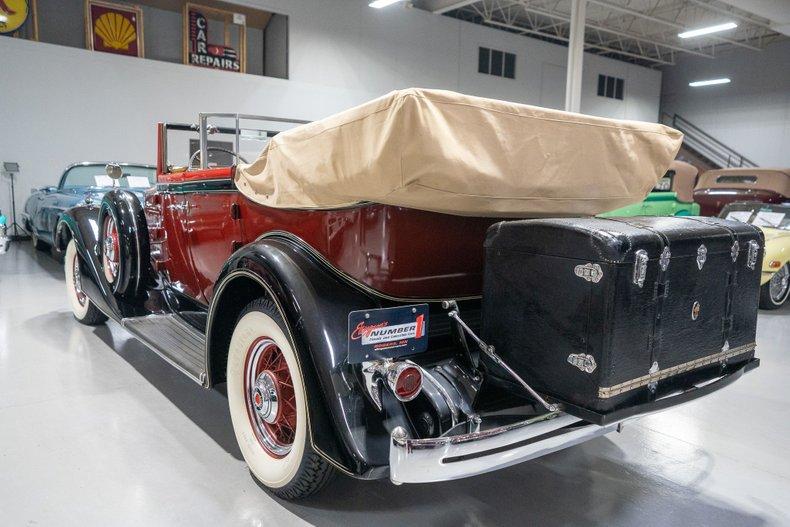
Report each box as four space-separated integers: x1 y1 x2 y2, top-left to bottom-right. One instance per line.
565 0 587 113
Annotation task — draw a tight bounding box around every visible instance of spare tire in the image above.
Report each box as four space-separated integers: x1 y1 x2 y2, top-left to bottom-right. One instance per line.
97 189 150 299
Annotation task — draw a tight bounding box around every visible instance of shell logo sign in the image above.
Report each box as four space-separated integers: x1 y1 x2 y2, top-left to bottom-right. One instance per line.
94 12 136 51
0 0 29 34
86 1 144 58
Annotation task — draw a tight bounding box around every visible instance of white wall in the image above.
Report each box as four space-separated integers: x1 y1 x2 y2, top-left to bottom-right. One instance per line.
661 39 790 167
0 0 662 217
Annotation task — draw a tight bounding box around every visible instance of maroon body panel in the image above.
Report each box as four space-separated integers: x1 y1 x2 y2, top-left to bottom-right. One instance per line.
149 168 498 304
694 188 784 216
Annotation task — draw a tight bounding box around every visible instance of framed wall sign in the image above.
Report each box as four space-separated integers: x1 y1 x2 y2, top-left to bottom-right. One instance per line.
0 0 38 40
85 0 144 58
183 2 246 73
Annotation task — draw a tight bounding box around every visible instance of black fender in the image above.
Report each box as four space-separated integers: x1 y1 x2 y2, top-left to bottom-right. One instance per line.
206 234 410 479
97 190 151 299
56 203 148 320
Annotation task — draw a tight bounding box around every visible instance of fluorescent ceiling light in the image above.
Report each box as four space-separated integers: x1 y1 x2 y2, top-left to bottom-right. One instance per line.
369 0 401 7
678 22 737 39
689 78 731 87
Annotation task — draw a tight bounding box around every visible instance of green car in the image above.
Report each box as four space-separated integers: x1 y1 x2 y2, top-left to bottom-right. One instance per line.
599 160 700 218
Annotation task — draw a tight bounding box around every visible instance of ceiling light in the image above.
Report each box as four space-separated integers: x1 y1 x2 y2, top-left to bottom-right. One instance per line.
369 0 401 7
689 78 731 87
678 22 737 39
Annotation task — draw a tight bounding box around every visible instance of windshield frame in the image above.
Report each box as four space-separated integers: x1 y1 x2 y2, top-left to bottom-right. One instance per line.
720 202 790 231
58 162 156 190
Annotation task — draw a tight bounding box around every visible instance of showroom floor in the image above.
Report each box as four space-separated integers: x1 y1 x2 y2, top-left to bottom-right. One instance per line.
0 242 788 527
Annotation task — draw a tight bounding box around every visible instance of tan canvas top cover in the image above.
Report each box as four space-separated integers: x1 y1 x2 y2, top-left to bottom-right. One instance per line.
235 88 684 217
696 168 790 196
669 160 699 203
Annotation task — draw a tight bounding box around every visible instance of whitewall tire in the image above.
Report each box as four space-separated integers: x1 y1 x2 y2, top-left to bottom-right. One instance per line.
227 298 335 499
64 240 108 326
760 264 790 310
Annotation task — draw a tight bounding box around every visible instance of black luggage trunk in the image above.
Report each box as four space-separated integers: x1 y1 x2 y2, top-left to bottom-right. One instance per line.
482 216 763 421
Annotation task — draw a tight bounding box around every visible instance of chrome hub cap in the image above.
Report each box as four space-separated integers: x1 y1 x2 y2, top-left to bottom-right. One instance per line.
769 265 790 304
252 371 280 425
243 337 297 458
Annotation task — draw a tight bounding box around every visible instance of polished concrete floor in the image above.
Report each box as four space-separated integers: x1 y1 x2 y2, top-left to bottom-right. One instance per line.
1 241 788 527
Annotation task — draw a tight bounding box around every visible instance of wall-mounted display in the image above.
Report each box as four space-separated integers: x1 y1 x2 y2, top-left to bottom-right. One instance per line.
0 0 38 40
183 2 246 73
85 0 144 58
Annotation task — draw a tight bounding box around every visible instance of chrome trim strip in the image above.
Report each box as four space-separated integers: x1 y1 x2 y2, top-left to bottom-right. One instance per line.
389 412 617 484
257 231 482 303
121 314 206 384
597 342 755 398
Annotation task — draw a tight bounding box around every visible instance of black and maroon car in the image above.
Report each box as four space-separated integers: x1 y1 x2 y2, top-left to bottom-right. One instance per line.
694 167 790 216
55 93 763 500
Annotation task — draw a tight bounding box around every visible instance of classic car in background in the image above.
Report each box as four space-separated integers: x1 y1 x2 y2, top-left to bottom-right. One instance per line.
721 202 790 309
694 167 790 216
599 160 699 217
22 162 155 251
53 90 762 500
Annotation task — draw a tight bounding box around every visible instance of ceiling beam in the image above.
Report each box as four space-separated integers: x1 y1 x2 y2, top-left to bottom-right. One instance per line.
687 0 773 31
432 0 481 14
486 19 674 65
585 0 762 51
511 2 716 58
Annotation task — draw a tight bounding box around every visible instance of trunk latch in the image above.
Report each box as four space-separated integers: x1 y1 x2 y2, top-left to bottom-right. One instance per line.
633 249 648 288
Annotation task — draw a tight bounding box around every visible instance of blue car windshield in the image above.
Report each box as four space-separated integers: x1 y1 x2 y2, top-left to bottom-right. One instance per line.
61 165 155 190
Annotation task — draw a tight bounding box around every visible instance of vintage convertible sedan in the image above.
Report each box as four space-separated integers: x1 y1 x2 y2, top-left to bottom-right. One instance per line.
22 162 155 251
55 89 762 499
721 201 790 309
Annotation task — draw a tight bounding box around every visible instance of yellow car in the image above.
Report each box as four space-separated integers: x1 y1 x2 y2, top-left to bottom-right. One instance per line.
721 202 790 309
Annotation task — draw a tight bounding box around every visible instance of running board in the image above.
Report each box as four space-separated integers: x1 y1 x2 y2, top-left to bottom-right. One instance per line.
121 314 207 385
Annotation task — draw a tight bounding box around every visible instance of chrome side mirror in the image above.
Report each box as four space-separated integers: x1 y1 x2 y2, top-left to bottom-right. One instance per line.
106 163 123 180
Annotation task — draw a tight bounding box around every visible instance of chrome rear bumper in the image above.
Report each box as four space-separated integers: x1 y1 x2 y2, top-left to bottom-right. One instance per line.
389 412 618 484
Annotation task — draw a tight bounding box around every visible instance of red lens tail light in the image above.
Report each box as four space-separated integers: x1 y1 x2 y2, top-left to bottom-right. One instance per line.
387 363 423 402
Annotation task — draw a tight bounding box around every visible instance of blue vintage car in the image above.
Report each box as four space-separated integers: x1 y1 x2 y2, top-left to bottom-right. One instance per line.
22 162 155 250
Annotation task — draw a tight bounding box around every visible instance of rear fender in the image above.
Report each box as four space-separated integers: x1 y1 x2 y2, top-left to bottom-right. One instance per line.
206 235 402 478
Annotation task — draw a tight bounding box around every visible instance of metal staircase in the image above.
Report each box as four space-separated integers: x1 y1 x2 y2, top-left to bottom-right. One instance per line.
662 113 758 170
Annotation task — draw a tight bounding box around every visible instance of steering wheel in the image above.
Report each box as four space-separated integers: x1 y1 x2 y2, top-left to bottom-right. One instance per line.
188 147 249 168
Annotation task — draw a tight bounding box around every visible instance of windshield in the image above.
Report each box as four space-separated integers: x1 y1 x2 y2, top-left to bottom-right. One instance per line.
61 165 155 190
720 203 790 230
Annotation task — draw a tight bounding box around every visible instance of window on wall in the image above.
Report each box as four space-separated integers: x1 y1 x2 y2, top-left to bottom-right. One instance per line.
479 47 516 79
597 74 624 100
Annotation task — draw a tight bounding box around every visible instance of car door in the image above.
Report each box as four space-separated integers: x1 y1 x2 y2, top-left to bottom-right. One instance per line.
36 187 61 239
184 169 243 303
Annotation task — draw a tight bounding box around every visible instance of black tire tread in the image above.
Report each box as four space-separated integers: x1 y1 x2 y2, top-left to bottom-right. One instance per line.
759 274 788 310
236 298 337 500
76 302 109 326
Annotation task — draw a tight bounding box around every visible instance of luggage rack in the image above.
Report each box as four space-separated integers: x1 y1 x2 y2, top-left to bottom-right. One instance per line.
445 301 760 426
159 113 310 173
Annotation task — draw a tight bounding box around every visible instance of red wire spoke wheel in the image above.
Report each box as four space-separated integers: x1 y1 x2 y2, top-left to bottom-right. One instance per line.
244 337 298 458
227 298 335 499
64 240 107 326
102 214 120 285
72 249 87 307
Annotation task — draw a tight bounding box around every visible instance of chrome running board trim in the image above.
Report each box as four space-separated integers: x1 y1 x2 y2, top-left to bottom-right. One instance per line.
122 314 207 385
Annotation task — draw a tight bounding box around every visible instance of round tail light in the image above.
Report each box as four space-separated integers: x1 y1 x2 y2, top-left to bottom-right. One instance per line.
769 260 781 269
387 363 423 402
